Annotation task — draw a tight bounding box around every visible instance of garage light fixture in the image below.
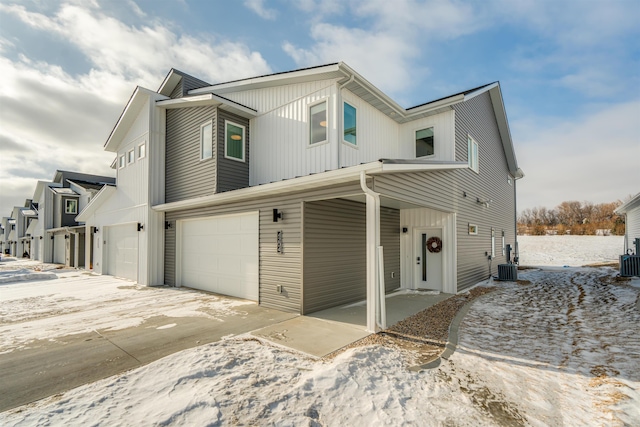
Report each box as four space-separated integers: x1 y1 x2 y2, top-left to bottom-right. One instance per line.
137 223 144 231
273 209 283 222
164 221 172 230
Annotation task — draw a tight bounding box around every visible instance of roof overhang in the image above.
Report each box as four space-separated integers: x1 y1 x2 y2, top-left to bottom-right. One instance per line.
75 185 116 222
484 84 522 178
25 219 38 235
158 69 184 97
33 180 60 201
615 193 640 214
156 93 257 119
153 160 465 213
47 225 85 234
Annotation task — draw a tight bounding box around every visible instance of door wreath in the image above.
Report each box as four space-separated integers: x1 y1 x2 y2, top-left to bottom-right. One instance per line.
426 236 442 253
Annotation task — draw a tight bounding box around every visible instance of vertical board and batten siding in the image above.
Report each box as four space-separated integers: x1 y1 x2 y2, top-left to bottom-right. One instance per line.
165 106 217 203
340 89 399 168
216 110 250 193
398 110 456 161
374 91 516 291
302 199 400 314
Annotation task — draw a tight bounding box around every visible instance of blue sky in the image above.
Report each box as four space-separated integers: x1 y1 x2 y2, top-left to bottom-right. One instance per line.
0 0 638 217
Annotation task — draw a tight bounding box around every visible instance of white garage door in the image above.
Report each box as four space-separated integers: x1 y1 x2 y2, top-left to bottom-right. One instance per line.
53 234 66 264
106 223 138 281
179 212 259 301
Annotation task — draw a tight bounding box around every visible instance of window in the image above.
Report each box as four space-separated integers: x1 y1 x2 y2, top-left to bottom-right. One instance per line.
309 101 327 145
138 143 146 159
501 230 506 256
468 135 479 173
118 154 125 169
65 199 78 214
200 121 213 160
468 223 478 235
415 127 434 157
343 102 356 145
491 228 496 258
225 121 245 162
127 149 135 164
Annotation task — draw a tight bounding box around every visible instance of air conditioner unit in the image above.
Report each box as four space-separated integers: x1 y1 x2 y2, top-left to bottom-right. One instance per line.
498 264 518 281
620 255 640 277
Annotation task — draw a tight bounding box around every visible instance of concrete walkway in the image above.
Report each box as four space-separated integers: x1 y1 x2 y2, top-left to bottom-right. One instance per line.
0 306 296 412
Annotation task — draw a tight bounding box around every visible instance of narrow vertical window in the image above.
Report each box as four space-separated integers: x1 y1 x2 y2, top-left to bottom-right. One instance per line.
501 230 506 256
415 127 434 157
119 154 125 169
491 228 496 258
343 102 356 145
138 143 146 159
225 121 245 162
310 101 327 145
127 149 135 164
468 135 479 173
200 121 213 160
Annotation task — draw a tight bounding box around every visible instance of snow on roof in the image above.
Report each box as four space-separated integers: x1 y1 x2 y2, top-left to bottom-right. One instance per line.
51 188 79 195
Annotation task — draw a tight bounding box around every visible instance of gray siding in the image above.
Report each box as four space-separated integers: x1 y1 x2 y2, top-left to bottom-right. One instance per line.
375 91 516 291
216 110 250 193
165 106 217 203
302 199 400 314
60 196 78 227
164 225 176 286
169 74 211 99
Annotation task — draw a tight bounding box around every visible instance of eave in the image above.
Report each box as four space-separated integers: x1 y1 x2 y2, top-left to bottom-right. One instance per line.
156 93 257 119
615 193 640 214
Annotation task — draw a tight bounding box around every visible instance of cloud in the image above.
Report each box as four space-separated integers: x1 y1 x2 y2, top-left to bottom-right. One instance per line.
515 100 640 211
244 0 277 20
0 1 272 216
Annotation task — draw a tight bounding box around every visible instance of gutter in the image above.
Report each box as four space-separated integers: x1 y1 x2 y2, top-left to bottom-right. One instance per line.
336 74 354 169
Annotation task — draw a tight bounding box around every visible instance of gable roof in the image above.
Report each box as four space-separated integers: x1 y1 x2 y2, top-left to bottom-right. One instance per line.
615 193 640 214
75 184 116 222
157 68 211 97
53 170 115 186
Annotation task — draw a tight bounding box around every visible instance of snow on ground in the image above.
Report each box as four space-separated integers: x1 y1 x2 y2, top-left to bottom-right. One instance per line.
517 235 623 267
0 259 253 354
1 238 639 426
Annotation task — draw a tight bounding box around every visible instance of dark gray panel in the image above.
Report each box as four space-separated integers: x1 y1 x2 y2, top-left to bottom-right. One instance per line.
165 106 217 203
216 110 250 193
164 226 175 286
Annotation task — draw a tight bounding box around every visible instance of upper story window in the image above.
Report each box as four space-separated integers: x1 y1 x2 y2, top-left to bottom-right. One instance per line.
138 143 146 159
343 102 357 145
310 101 327 145
225 121 245 162
65 199 78 215
200 120 213 160
118 154 126 169
415 127 434 157
468 135 479 173
127 149 135 164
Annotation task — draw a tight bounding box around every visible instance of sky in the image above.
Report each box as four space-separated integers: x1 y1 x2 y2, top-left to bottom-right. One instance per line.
0 0 638 218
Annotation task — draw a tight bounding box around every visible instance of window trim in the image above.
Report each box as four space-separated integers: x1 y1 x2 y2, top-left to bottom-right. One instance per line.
468 135 479 173
501 230 506 256
415 126 435 158
224 120 246 162
118 154 126 169
309 99 328 146
127 149 135 165
343 101 357 146
65 199 78 215
200 120 213 161
491 228 496 258
138 142 146 159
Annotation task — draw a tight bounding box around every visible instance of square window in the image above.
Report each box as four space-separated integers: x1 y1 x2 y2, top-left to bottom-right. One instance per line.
415 127 434 157
343 102 356 145
468 136 479 173
127 149 135 164
119 154 125 169
65 199 78 214
138 143 146 159
310 101 327 145
200 121 213 160
468 223 478 235
225 121 245 161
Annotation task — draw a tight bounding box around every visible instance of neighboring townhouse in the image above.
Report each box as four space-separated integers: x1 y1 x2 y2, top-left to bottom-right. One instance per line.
8 204 36 257
34 171 114 267
1 216 12 255
615 193 640 255
79 62 523 332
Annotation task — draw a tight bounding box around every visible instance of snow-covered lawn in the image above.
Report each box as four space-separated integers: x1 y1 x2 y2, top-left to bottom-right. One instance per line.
518 235 623 267
1 238 639 426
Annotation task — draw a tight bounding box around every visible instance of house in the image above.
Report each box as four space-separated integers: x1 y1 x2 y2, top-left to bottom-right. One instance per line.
1 216 14 255
7 204 37 257
78 62 523 332
32 171 114 266
615 193 640 255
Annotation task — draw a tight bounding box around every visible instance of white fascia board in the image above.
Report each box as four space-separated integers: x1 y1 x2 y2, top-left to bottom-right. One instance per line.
372 162 469 174
615 193 640 214
33 180 60 201
487 85 519 176
463 82 499 101
104 87 166 153
156 94 257 118
75 185 116 222
157 69 182 97
153 162 384 212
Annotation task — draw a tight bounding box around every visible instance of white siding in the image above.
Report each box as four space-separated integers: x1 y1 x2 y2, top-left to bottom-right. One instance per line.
626 206 640 253
398 110 456 160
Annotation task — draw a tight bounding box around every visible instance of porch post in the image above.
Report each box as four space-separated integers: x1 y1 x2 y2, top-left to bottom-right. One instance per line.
360 172 382 333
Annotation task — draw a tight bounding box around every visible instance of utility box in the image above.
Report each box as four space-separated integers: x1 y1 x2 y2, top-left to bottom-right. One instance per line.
498 264 518 281
620 255 640 277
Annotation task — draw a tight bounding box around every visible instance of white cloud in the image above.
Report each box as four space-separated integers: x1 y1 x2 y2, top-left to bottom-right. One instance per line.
244 0 277 20
0 1 272 216
515 100 640 211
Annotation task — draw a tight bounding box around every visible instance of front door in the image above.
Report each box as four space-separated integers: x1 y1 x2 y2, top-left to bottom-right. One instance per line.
413 227 443 291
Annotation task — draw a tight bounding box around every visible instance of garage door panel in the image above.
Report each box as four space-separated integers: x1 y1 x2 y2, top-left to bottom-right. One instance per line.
180 212 258 301
106 224 138 281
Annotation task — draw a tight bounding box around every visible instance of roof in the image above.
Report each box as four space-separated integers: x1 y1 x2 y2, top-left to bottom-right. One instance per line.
615 193 640 214
157 68 211 97
20 210 37 217
155 92 257 119
75 185 117 222
51 188 79 196
53 171 115 186
67 180 110 192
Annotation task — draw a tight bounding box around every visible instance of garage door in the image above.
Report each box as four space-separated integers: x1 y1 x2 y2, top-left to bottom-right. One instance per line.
53 234 66 264
179 212 258 301
106 223 138 281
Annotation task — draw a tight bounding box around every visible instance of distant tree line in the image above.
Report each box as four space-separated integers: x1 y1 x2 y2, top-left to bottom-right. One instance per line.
518 200 625 236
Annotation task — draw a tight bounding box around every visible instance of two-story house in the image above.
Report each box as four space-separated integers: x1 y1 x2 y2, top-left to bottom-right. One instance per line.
78 63 523 332
1 216 12 255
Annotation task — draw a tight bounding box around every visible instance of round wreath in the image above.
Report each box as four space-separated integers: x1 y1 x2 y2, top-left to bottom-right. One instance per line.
426 236 443 253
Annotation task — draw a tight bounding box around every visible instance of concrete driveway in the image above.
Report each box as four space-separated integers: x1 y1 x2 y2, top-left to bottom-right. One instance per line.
0 268 296 412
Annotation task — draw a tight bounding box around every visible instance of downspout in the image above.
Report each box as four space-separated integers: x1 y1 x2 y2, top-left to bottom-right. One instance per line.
360 171 386 332
513 168 524 263
337 75 354 170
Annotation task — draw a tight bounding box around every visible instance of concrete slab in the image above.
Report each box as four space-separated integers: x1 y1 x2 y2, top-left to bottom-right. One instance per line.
252 316 370 358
